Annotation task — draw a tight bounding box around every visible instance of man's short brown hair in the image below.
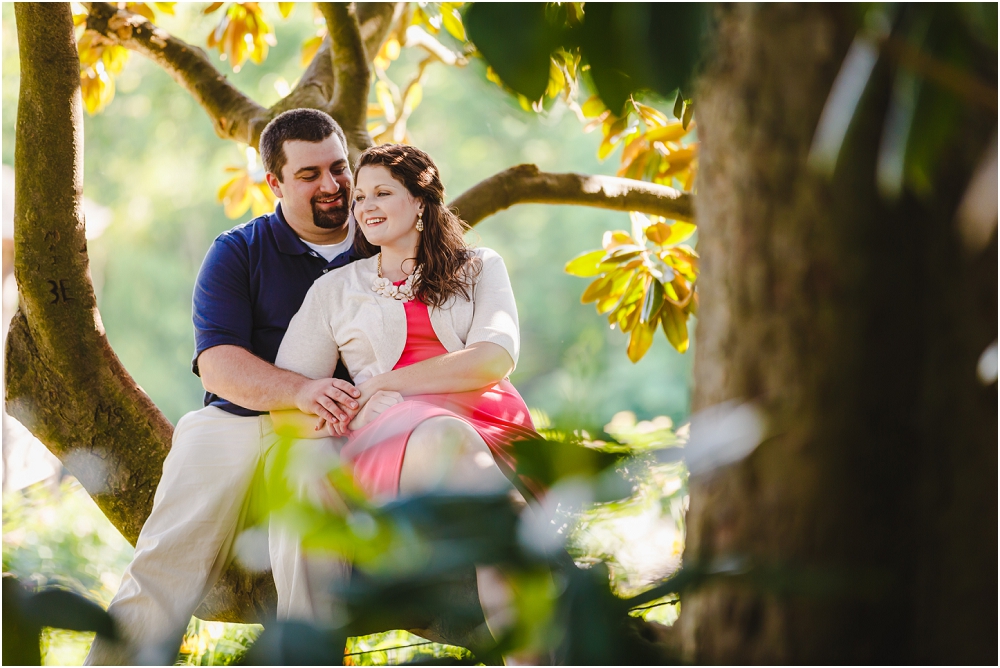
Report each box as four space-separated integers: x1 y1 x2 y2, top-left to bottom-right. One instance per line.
259 109 348 181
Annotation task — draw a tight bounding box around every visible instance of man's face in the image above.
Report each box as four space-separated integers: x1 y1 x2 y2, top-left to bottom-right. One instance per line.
265 135 352 243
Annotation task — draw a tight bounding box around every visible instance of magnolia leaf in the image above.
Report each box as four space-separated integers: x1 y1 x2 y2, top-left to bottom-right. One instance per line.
644 122 686 143
634 102 669 128
440 4 466 41
640 276 665 325
661 221 697 246
402 82 423 116
673 93 684 120
661 302 690 353
125 3 156 22
644 222 671 245
601 230 636 250
682 99 694 130
600 246 645 265
581 95 607 119
301 34 323 67
596 268 636 314
627 320 655 362
565 249 607 277
375 81 396 124
546 58 566 99
278 2 295 19
580 273 615 304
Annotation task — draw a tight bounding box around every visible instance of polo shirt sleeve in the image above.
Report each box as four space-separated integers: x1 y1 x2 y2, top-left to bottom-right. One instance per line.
466 249 520 369
191 235 253 376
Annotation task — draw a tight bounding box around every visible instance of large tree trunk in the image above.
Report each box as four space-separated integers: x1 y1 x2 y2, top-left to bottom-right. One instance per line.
8 1 275 624
680 4 996 663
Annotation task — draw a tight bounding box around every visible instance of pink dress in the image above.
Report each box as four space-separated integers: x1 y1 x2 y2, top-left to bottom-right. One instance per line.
338 284 541 502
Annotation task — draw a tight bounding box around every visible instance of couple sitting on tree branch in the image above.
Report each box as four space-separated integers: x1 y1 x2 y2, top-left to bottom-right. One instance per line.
86 109 541 665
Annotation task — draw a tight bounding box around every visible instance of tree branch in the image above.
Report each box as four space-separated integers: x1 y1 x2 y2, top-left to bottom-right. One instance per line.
357 2 406 61
13 2 276 624
320 2 374 157
85 2 267 145
448 164 696 226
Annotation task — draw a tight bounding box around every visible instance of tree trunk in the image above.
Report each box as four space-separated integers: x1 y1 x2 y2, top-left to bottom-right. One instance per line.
681 4 996 663
8 1 275 624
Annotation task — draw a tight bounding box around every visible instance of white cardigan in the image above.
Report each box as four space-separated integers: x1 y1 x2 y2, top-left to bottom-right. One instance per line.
275 247 520 384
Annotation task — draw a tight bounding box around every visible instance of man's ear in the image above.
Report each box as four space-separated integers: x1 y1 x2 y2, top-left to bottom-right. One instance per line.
264 172 283 199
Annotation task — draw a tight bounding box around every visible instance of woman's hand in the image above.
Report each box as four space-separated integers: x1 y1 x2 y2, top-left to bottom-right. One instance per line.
345 390 404 431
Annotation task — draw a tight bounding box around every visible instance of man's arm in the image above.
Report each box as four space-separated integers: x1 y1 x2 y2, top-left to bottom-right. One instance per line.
199 345 359 422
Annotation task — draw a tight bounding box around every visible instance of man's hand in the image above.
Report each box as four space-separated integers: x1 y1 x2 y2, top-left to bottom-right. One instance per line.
294 377 361 425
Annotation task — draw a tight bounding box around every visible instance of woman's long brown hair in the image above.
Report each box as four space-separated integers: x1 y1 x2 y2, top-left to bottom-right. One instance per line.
352 144 480 308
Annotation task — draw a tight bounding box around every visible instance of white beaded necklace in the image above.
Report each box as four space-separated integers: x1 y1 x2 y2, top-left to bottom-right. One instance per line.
371 253 420 302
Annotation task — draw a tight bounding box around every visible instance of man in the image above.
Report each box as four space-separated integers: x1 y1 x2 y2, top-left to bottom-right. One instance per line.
86 108 362 664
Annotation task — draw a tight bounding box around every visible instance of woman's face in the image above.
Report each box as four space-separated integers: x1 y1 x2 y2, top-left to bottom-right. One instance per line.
353 165 423 251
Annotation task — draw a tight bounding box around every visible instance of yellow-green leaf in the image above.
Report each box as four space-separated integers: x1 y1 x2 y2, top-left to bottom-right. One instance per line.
659 221 697 246
375 80 396 124
301 34 323 67
440 5 466 41
634 102 668 128
277 2 295 18
601 230 636 250
402 82 423 116
581 273 615 304
627 320 655 362
581 94 606 119
565 249 607 277
661 302 690 353
644 122 686 143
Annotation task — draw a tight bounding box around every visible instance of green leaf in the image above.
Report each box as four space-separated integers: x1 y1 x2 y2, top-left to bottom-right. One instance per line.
673 92 684 119
565 249 607 277
682 99 694 130
464 3 563 101
640 277 664 324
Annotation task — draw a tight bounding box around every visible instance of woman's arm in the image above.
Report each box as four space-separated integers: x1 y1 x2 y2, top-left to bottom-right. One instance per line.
360 341 514 402
272 282 352 437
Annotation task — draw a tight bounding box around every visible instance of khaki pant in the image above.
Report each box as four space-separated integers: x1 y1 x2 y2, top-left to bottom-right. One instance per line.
85 407 347 665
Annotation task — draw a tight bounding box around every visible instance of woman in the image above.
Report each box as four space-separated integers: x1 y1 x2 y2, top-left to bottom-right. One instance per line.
273 143 539 503
269 143 537 641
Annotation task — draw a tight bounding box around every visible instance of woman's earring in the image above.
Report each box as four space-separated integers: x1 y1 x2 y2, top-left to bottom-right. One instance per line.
415 211 424 232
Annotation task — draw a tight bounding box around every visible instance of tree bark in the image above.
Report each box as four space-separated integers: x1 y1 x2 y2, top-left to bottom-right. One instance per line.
680 4 996 663
8 1 275 624
450 164 694 226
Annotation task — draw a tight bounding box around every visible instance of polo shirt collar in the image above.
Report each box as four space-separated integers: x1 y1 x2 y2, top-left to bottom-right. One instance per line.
271 202 312 256
270 202 359 265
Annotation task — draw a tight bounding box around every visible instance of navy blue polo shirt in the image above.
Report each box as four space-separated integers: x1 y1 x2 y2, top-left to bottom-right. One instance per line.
192 203 356 416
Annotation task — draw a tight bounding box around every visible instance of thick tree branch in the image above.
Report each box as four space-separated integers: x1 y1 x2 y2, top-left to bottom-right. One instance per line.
320 2 374 157
13 1 275 625
448 164 696 226
357 2 406 61
86 2 267 145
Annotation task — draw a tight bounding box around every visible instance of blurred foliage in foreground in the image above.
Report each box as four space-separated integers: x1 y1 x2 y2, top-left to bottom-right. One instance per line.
2 410 686 664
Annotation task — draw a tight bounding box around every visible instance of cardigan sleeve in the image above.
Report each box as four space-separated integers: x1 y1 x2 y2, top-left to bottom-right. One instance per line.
274 279 340 379
466 249 520 367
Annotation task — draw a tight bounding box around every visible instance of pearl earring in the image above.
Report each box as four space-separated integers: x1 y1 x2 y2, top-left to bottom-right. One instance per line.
415 211 424 232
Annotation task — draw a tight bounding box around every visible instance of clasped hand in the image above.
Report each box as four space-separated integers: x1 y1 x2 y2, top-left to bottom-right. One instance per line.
296 377 402 436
